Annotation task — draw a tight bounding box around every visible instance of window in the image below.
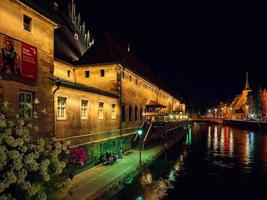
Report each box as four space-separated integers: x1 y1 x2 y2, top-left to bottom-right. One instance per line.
100 69 105 77
129 75 132 82
135 106 138 121
23 14 32 32
121 104 126 122
135 79 138 85
140 108 143 121
19 91 33 119
67 70 71 77
85 70 90 78
129 105 132 121
81 99 88 119
122 72 125 79
57 97 67 120
98 102 104 119
111 104 116 119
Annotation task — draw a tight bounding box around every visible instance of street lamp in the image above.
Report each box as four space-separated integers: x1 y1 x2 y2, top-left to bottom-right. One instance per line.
137 129 143 165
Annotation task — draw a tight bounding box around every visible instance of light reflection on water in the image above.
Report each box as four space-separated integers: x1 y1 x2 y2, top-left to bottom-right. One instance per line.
114 123 267 200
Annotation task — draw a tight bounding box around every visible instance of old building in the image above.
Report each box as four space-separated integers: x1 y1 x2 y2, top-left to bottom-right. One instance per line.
0 0 186 161
0 0 59 136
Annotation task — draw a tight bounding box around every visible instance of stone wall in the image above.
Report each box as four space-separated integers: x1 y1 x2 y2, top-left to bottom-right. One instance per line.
0 0 55 136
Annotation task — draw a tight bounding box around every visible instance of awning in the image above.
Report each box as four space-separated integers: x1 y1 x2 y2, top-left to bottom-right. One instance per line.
145 99 166 108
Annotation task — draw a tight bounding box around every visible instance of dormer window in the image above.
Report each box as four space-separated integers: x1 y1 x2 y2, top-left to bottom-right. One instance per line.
74 33 79 40
100 69 105 77
23 14 32 32
85 70 90 78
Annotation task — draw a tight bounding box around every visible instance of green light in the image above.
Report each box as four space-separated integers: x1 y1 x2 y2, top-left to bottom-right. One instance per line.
137 129 143 136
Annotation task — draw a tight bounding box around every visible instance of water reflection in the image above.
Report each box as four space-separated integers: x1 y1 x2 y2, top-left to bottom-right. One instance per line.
115 124 267 200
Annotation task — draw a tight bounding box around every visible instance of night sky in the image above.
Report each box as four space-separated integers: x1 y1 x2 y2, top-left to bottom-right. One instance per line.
75 0 267 111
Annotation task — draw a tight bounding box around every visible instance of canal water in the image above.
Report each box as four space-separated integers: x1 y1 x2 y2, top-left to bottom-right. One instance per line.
113 122 267 200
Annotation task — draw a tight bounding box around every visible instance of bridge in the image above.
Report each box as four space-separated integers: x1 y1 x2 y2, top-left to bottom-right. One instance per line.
191 118 224 124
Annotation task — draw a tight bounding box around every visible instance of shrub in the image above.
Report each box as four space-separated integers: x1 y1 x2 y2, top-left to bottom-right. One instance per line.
0 100 70 200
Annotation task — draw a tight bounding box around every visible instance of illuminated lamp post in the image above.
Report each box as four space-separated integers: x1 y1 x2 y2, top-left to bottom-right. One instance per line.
137 129 143 165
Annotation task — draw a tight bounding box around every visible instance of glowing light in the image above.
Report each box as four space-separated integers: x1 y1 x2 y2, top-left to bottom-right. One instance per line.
220 127 224 151
137 129 143 136
136 196 144 200
208 126 211 148
214 126 218 150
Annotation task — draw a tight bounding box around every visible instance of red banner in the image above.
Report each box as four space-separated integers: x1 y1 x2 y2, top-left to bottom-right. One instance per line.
0 33 37 80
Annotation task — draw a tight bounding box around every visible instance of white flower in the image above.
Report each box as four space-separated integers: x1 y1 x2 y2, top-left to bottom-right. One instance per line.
33 111 38 119
40 108 47 115
25 103 33 110
34 98 40 105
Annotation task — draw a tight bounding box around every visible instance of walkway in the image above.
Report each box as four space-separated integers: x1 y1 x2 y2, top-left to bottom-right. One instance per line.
65 145 164 200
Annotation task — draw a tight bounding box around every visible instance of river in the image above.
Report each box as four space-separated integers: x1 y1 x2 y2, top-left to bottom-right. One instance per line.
113 122 267 200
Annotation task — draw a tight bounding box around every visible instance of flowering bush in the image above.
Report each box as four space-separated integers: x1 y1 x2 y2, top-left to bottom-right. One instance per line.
71 147 87 165
0 100 70 200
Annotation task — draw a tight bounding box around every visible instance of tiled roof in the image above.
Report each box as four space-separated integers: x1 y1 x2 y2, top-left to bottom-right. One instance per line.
76 34 180 100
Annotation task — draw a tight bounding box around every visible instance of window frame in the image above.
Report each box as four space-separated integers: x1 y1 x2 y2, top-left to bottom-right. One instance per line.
80 99 89 120
111 104 116 119
98 101 104 119
67 70 71 77
23 14 32 32
85 70 90 78
19 91 34 119
57 96 67 120
100 69 105 77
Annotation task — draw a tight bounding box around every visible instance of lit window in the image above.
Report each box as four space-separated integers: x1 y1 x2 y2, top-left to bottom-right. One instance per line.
67 70 71 77
23 14 32 32
81 99 88 119
98 102 104 119
57 97 67 120
19 91 33 119
100 69 105 77
111 104 116 119
85 70 90 78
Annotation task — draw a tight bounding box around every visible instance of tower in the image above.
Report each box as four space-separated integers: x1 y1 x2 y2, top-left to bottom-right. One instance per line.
244 72 250 91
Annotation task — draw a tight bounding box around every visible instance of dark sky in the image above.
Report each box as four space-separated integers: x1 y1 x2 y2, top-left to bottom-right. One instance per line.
75 0 267 110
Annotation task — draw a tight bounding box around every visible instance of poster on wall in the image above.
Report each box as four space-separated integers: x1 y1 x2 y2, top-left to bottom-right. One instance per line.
0 33 37 80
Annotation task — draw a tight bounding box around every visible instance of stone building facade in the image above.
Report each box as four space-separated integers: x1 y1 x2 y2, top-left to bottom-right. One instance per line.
0 0 186 160
0 0 57 136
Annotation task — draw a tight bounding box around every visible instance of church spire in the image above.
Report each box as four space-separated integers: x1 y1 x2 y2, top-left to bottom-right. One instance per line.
244 72 250 90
